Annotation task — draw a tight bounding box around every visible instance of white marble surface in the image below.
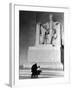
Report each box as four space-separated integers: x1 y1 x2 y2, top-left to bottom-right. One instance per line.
28 46 61 63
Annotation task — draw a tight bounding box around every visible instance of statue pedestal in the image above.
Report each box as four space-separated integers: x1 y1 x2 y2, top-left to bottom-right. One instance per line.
28 45 63 70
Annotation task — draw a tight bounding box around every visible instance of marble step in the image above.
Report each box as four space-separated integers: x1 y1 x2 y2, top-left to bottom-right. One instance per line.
19 74 64 79
19 75 63 79
21 62 63 70
19 69 64 79
19 72 64 79
20 70 64 75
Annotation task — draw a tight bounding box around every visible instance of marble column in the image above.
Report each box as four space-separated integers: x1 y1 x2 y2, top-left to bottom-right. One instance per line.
49 14 53 44
35 23 40 46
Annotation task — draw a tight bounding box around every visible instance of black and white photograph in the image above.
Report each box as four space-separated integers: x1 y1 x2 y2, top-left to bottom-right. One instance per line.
19 10 64 79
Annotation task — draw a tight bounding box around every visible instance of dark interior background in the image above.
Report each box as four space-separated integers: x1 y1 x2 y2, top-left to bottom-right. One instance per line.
19 10 64 65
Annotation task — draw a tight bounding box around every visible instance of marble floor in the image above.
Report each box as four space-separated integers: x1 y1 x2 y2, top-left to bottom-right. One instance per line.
19 66 64 79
